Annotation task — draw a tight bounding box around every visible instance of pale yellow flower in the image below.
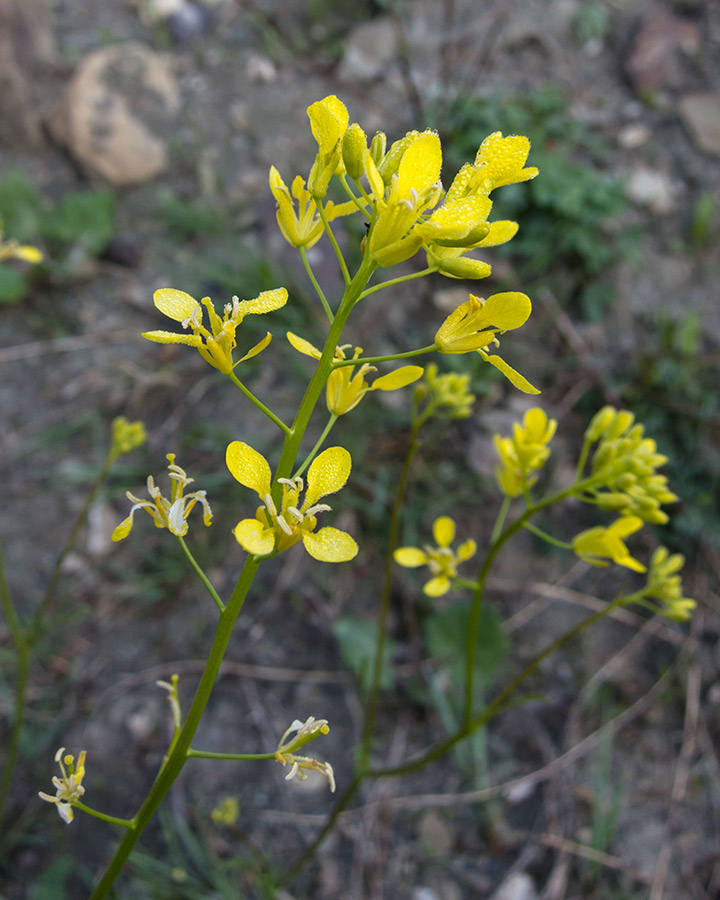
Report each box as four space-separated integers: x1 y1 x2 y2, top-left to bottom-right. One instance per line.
395 516 476 596
572 517 646 573
38 747 87 824
275 716 335 792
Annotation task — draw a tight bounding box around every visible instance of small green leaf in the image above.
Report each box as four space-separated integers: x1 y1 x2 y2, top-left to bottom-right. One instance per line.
334 616 395 695
425 604 508 691
0 263 28 303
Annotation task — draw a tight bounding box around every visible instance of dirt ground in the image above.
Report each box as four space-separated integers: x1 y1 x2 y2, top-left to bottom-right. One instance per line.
1 1 720 899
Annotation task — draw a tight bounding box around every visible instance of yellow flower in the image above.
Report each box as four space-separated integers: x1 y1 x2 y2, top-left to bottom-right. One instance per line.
269 168 357 250
0 221 43 264
494 407 557 498
394 516 476 596
413 362 475 421
211 796 240 826
227 443 358 562
112 454 212 541
287 332 423 416
275 716 335 792
38 747 87 824
643 547 696 622
435 293 538 394
143 287 288 375
572 517 647 573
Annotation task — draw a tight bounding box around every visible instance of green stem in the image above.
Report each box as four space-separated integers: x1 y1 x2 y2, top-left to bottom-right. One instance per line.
73 802 133 828
176 536 225 613
227 371 291 436
293 414 338 480
332 345 437 368
299 246 333 323
464 486 576 729
337 174 369 215
0 543 29 821
522 521 573 550
370 594 627 779
187 749 277 761
88 555 261 900
490 496 511 544
358 267 434 300
359 421 421 770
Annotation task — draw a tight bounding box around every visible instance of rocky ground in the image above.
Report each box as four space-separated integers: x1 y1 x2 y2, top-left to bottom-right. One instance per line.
1 1 720 899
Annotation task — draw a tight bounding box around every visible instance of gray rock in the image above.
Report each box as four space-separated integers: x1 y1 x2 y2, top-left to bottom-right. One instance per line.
338 16 398 83
489 872 538 900
679 92 720 157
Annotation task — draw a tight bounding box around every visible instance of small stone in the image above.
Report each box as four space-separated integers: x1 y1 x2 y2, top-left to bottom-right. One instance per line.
418 809 455 855
166 1 211 42
679 93 720 157
246 53 278 83
625 11 701 93
489 872 538 900
413 889 440 900
338 16 398 83
617 123 652 149
49 42 181 186
625 168 677 215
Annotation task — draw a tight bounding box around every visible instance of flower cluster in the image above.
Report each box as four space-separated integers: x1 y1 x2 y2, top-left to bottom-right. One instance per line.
642 547 696 621
412 362 475 421
275 716 335 792
395 516 476 596
112 454 212 541
581 407 677 524
287 332 423 416
143 287 288 375
494 407 557 497
435 292 537 393
38 748 87 824
227 442 357 562
110 416 147 460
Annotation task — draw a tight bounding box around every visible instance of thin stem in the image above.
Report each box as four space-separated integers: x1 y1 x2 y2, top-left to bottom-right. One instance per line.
293 414 338 480
369 594 627 779
490 496 511 544
359 267 434 300
299 246 333 323
316 200 350 285
89 555 261 900
575 437 592 481
227 371 292 436
332 345 437 368
0 543 29 820
73 802 133 829
523 521 573 550
176 536 225 613
187 749 277 761
337 174 369 215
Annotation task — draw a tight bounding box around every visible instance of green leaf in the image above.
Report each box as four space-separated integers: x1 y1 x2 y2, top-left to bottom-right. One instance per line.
0 263 28 303
30 856 75 900
425 603 508 691
43 190 115 255
0 171 45 241
333 616 395 695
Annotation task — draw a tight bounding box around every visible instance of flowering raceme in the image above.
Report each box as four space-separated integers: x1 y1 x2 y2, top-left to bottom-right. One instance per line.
286 332 423 415
395 516 476 596
143 287 288 374
494 407 557 497
227 442 357 562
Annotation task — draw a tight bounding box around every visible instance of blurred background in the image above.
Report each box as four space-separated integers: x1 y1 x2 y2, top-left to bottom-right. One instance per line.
1 1 719 898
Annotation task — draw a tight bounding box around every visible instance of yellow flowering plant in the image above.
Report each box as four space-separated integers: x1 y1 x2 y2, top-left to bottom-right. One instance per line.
14 94 695 900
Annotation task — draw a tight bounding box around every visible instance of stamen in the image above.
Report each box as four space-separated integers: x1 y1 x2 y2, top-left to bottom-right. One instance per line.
304 503 331 517
276 515 294 536
263 493 278 518
286 505 304 522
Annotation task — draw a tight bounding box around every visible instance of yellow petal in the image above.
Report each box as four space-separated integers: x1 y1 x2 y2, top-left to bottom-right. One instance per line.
305 447 351 506
307 95 349 156
482 292 532 330
111 516 133 542
433 516 455 547
234 518 275 555
371 366 424 391
238 287 288 317
479 352 540 394
424 576 451 597
226 441 272 497
475 220 519 247
457 539 477 561
397 132 442 197
302 527 357 562
153 288 199 322
237 332 272 363
14 245 44 263
394 547 428 567
287 331 322 359
142 330 203 346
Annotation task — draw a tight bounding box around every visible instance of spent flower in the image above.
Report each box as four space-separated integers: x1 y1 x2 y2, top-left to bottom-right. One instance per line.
435 293 538 393
227 443 357 562
494 407 557 498
143 287 288 375
287 331 422 415
275 716 335 792
38 747 87 824
112 454 212 541
395 516 476 597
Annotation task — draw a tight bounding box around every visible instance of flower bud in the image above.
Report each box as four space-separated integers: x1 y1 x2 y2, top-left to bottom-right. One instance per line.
342 123 368 180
